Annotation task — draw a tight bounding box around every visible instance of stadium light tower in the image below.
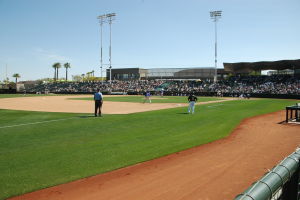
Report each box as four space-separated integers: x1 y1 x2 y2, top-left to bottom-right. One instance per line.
106 13 116 85
97 14 106 83
210 10 222 83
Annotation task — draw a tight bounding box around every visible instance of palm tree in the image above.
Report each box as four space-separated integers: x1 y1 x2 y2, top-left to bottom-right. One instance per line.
52 63 57 81
86 72 91 80
64 63 71 81
52 62 61 81
55 63 61 81
91 70 95 77
12 73 21 84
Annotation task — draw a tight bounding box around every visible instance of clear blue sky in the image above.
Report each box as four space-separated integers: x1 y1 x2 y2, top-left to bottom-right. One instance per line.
0 0 299 81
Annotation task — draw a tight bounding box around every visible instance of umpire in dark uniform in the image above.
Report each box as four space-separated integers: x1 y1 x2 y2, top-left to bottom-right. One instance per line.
94 89 103 117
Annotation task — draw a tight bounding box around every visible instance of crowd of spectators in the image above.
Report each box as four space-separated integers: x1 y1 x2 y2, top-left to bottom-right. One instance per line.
27 75 300 95
163 75 300 95
28 80 164 93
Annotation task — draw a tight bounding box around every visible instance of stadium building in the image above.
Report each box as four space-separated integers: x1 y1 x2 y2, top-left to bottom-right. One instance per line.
107 67 227 81
223 59 300 75
106 59 300 81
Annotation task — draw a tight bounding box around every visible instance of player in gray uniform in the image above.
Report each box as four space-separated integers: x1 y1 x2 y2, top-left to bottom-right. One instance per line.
187 93 198 114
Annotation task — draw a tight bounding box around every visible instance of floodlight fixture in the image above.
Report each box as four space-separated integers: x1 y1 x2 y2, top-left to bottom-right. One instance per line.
106 13 116 17
97 14 106 20
210 11 222 22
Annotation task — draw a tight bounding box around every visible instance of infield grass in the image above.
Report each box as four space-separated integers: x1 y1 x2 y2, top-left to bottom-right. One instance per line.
71 95 221 103
0 98 297 199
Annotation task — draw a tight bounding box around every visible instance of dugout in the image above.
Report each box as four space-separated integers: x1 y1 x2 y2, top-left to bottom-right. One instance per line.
286 104 300 124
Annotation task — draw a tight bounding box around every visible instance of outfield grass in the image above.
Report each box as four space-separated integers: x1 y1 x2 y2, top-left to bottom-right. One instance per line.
0 99 296 199
71 95 221 103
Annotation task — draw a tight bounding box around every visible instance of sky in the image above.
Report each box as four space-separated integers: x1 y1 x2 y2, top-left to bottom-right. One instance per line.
0 0 299 81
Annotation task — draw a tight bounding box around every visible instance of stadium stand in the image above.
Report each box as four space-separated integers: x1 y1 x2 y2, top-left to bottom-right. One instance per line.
27 75 300 98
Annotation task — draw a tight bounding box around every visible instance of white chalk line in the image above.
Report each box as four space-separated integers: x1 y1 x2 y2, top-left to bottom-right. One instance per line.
207 104 224 108
0 117 78 129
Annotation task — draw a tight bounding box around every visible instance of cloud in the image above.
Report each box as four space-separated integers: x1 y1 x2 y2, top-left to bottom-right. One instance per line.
33 48 71 62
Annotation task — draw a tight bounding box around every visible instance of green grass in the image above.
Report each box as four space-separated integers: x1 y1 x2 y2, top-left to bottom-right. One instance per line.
71 95 221 103
0 98 296 199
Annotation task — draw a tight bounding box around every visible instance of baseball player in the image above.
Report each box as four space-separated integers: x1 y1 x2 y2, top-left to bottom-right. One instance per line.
187 93 198 114
143 91 151 103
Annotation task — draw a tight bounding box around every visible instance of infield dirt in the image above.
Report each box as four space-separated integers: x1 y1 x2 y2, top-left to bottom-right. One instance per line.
0 95 233 114
8 110 300 200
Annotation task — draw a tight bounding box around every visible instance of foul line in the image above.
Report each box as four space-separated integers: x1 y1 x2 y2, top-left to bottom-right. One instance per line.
0 117 78 129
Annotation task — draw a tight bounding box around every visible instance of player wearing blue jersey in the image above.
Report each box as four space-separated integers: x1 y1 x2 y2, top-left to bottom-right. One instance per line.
94 89 103 117
143 91 151 103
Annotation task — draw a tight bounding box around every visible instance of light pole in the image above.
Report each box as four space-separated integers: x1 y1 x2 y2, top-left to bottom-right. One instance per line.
100 66 103 82
97 13 116 86
210 10 222 83
97 14 106 83
106 13 116 85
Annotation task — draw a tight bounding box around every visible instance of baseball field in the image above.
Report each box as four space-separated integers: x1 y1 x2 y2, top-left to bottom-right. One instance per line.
0 94 299 200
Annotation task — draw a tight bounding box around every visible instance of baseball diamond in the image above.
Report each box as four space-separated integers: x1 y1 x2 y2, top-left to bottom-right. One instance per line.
0 94 299 200
1 1 300 199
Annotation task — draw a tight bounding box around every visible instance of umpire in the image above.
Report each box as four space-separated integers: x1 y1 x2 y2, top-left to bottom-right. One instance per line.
94 89 103 117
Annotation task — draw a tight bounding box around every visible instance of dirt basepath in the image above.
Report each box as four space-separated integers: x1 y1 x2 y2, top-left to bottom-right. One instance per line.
0 95 234 114
8 110 300 200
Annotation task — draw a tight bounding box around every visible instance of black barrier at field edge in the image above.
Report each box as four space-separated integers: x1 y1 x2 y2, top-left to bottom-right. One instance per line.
0 89 16 94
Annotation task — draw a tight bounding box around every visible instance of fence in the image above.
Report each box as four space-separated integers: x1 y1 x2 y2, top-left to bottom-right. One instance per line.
234 148 300 200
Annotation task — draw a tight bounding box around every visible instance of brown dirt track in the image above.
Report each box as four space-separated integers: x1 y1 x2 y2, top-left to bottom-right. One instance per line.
3 96 300 200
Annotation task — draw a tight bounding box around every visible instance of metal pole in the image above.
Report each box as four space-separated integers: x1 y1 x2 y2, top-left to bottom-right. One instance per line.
101 66 103 83
214 19 217 83
5 64 8 85
98 14 106 83
100 20 103 83
210 11 221 83
109 18 112 85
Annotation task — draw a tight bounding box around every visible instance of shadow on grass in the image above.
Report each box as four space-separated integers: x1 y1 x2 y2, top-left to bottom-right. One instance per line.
77 115 96 118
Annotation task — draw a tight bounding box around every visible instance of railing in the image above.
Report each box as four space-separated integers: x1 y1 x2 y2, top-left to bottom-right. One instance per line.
234 148 300 200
